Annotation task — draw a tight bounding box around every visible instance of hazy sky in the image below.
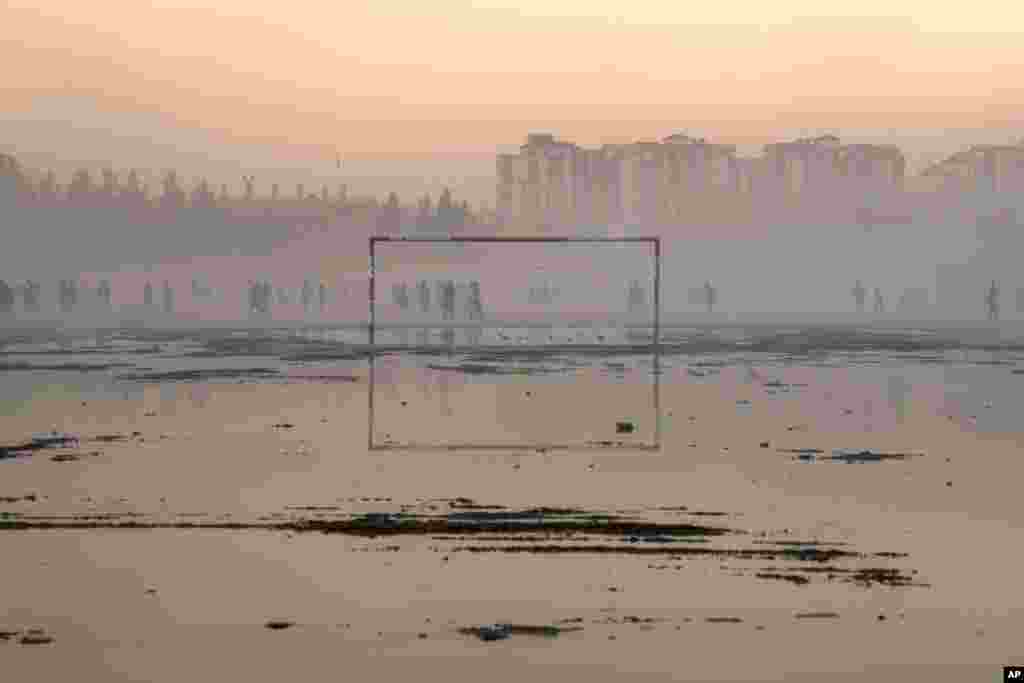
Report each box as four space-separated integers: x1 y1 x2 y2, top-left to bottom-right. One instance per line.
3 1 1023 200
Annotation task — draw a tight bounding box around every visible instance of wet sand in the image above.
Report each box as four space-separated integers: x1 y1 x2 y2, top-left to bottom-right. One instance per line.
3 333 1024 681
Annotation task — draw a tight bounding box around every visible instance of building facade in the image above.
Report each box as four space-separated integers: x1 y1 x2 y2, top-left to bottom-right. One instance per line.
920 143 1024 194
497 132 915 232
496 132 742 233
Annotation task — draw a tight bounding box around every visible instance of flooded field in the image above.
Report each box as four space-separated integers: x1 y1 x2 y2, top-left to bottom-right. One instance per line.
2 324 1024 681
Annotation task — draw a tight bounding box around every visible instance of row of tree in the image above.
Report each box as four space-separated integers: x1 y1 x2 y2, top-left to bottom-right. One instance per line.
0 152 483 225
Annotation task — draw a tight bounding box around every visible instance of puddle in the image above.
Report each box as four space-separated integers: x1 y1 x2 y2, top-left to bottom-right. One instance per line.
264 620 295 631
0 432 81 459
0 362 136 372
786 449 923 463
458 623 582 642
117 368 281 382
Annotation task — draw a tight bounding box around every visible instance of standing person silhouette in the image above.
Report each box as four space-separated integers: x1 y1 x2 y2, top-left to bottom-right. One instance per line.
401 282 411 312
435 280 446 321
301 279 314 313
265 281 272 312
627 280 642 314
0 280 13 314
60 279 78 313
466 280 483 321
986 280 1000 321
248 280 268 315
22 280 40 312
98 279 112 307
873 288 885 315
162 281 174 314
435 281 445 320
852 280 866 313
442 280 456 322
144 282 154 308
247 281 257 314
417 280 431 315
704 280 716 314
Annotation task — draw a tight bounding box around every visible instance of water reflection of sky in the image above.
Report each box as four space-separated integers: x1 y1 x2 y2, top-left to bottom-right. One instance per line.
2 331 1023 436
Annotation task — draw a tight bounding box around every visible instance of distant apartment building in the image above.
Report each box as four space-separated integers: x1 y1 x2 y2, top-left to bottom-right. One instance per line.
582 146 624 230
919 152 975 193
659 133 740 224
762 135 845 199
618 140 663 229
496 131 918 232
496 132 740 233
497 133 577 233
732 157 767 196
840 144 906 195
496 152 526 226
920 142 1024 194
972 144 1024 193
0 153 28 201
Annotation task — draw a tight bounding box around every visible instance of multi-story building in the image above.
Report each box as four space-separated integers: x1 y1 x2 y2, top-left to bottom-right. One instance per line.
971 144 1024 193
919 151 975 193
497 133 583 233
762 134 844 199
733 157 766 195
618 140 663 230
496 132 740 233
659 134 738 224
0 153 29 201
497 132 932 230
760 135 910 222
496 152 527 228
840 144 906 194
920 142 1024 194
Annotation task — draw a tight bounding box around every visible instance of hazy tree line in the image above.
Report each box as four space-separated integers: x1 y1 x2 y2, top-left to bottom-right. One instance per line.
0 152 485 250
0 152 488 291
1 152 480 220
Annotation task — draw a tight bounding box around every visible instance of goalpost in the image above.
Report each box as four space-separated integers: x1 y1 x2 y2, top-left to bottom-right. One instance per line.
366 236 662 451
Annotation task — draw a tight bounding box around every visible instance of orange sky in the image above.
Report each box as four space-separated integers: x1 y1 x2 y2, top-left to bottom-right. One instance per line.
2 2 1023 199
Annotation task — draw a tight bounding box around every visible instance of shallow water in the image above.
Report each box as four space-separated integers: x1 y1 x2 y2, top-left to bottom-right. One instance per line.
3 324 1024 681
2 325 1022 436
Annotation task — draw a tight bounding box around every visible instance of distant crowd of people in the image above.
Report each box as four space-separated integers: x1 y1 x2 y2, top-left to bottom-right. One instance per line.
0 274 1012 322
0 276 340 317
248 279 332 316
851 278 1002 320
391 279 484 321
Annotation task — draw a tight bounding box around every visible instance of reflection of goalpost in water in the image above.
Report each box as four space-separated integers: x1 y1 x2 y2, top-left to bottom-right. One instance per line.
367 236 662 451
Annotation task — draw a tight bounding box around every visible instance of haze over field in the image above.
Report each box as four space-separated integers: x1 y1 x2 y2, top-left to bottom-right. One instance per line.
3 1 1024 201
7 6 1024 682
